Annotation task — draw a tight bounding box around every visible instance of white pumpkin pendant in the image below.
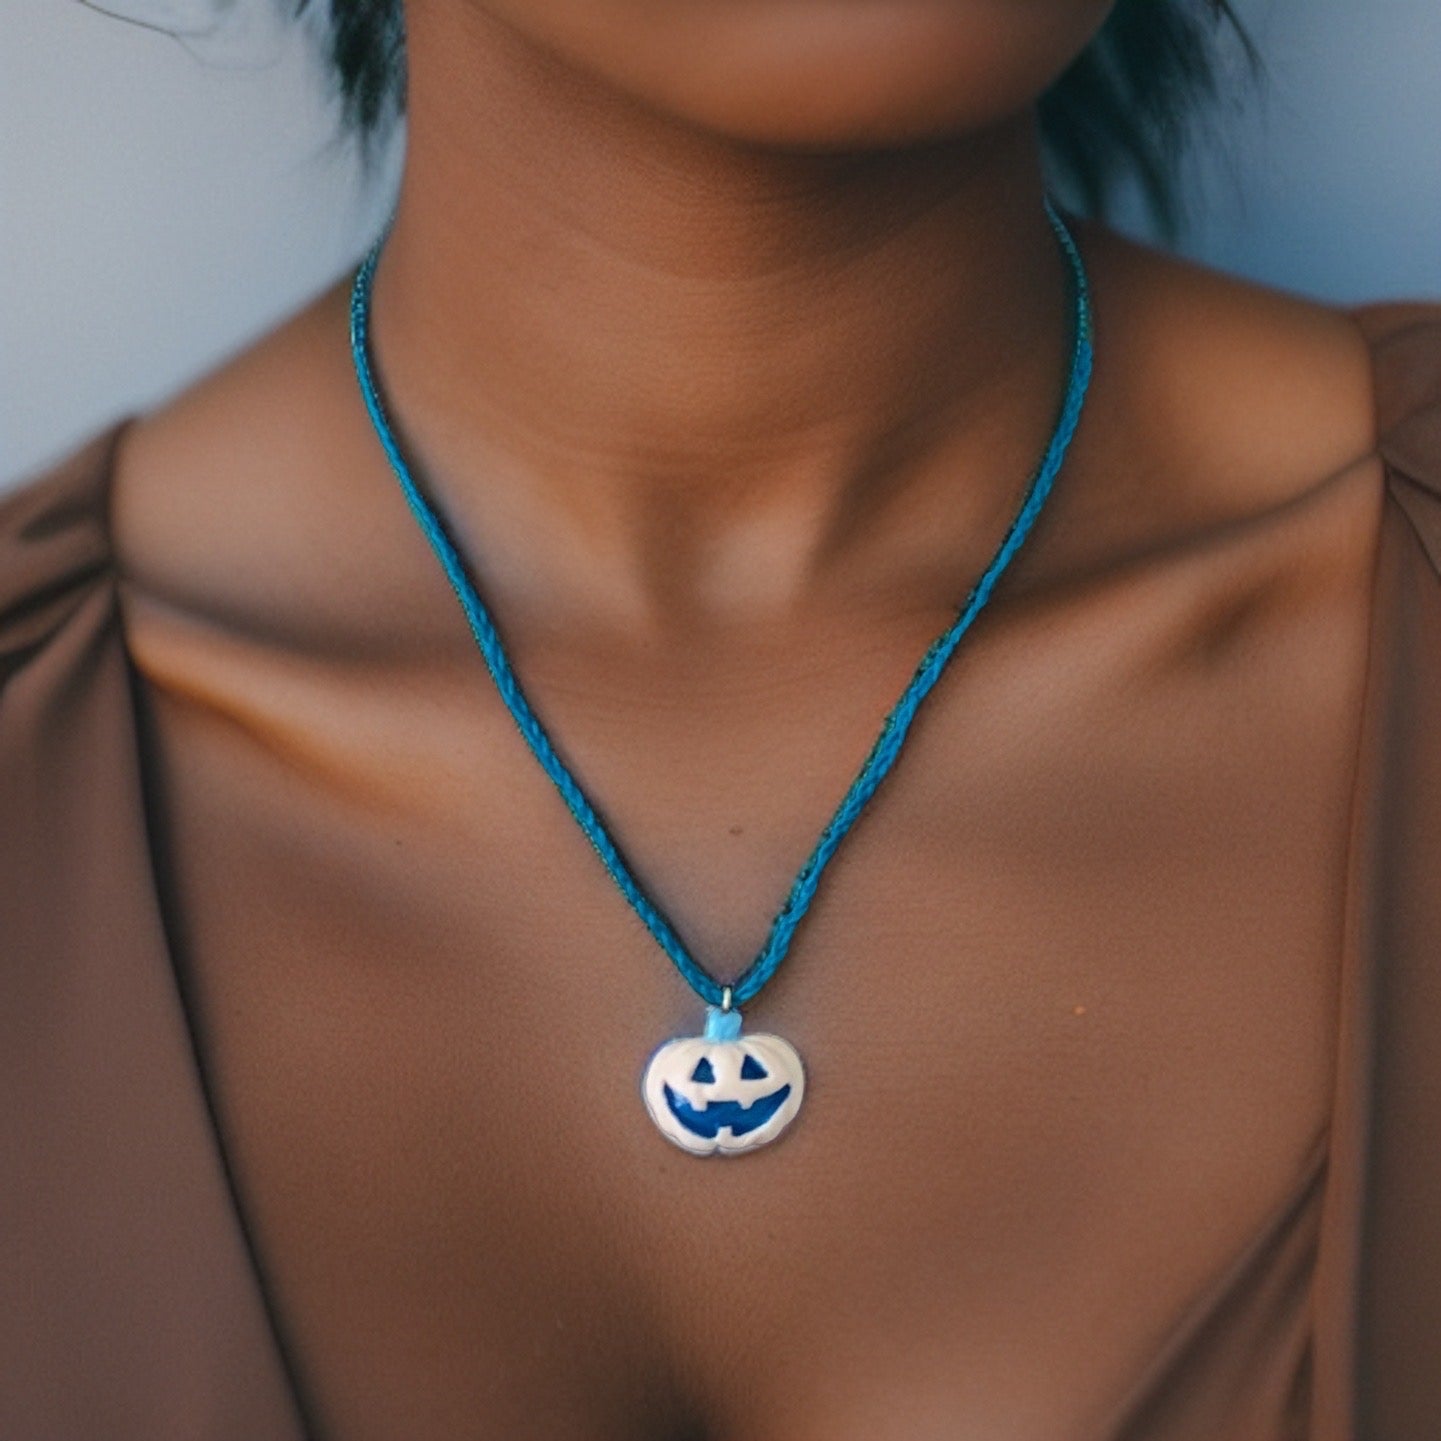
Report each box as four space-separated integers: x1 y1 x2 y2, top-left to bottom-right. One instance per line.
642 1005 805 1155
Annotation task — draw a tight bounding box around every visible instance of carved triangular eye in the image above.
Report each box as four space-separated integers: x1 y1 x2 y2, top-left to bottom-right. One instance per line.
690 1057 716 1084
740 1053 768 1081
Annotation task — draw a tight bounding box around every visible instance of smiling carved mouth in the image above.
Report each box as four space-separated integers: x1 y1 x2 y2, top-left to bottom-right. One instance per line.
663 1083 793 1140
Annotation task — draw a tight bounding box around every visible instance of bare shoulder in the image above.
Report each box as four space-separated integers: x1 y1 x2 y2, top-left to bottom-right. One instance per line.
109 271 425 659
1074 217 1380 507
1008 217 1390 616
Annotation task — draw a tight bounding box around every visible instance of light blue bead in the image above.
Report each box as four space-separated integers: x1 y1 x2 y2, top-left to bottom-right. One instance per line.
704 1006 744 1042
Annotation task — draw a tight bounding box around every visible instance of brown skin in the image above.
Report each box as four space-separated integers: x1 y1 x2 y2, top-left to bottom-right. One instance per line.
111 2 1382 1436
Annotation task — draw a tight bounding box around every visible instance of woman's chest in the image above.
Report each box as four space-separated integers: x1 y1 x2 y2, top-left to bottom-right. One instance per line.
128 563 1363 1440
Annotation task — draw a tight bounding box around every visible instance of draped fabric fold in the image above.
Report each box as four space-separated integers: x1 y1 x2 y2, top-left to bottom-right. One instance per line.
1344 304 1441 1439
0 424 307 1441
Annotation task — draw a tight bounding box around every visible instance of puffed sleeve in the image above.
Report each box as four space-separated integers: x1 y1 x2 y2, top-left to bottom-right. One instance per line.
1331 302 1441 1439
0 421 306 1440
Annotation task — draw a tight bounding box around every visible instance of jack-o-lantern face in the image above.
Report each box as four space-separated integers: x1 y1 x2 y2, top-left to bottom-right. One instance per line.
642 1026 805 1155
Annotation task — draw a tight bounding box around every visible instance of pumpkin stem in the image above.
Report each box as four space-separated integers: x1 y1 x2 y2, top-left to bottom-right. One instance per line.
704 1006 743 1042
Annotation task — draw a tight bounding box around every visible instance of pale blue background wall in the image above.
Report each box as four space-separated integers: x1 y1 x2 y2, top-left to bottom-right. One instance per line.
3 0 1439 488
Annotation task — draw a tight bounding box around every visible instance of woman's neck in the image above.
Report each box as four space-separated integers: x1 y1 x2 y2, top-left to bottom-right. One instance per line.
366 2 1078 619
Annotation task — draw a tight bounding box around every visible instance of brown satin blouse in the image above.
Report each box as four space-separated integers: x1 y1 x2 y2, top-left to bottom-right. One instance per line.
2 304 1439 1441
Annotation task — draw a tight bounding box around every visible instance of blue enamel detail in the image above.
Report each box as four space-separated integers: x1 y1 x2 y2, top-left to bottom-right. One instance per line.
740 1053 768 1081
690 1057 716 1084
663 1083 793 1140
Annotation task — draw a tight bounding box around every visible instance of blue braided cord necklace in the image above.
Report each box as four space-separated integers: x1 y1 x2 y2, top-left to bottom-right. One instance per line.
349 194 1093 1155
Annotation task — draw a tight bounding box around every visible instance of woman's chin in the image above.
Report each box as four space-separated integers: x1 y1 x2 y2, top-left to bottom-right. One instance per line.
474 0 1113 151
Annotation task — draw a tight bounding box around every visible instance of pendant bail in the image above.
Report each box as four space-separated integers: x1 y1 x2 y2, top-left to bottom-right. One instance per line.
720 985 734 1013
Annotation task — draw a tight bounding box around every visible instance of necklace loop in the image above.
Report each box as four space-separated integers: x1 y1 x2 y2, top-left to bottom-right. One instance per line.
348 195 1094 1016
